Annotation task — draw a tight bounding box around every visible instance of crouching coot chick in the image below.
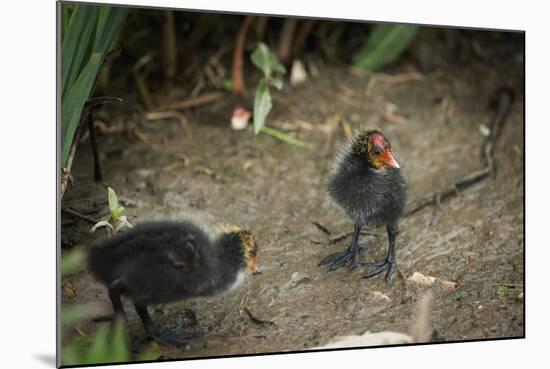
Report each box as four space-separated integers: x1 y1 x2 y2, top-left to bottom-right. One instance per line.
88 220 259 347
319 129 407 281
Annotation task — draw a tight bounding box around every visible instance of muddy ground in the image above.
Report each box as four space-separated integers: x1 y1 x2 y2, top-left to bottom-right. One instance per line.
61 32 524 362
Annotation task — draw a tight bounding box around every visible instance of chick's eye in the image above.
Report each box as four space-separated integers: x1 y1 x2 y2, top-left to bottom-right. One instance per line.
373 148 381 156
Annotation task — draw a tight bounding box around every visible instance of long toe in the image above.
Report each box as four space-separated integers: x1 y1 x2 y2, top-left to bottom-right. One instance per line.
362 260 395 281
328 252 354 271
318 251 345 266
360 260 386 268
358 244 369 253
319 250 349 268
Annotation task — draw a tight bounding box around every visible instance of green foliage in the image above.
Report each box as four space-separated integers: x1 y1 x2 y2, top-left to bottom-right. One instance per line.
91 187 132 235
250 43 286 134
353 24 417 70
61 3 127 167
61 318 158 366
253 79 273 135
61 248 86 276
251 43 286 79
108 187 124 223
62 319 129 366
61 304 99 327
260 126 313 149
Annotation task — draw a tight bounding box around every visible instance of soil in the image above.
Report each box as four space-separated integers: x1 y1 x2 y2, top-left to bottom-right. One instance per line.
60 30 524 363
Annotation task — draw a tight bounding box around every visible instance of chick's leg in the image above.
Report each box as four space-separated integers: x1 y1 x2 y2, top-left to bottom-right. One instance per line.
362 222 398 282
319 223 367 271
133 302 205 349
107 279 127 325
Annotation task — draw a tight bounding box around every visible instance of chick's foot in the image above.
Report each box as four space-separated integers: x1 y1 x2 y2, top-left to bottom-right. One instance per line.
362 259 396 281
319 245 367 271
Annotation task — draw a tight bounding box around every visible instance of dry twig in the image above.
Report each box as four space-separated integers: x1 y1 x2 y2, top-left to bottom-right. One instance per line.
145 110 192 140
158 91 225 111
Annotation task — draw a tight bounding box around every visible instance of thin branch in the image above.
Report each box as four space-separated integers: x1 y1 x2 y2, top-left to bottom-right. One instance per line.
62 207 99 224
87 109 102 182
158 91 224 111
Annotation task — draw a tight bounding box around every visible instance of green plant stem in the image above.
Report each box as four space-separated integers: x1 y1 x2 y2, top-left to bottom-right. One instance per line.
260 126 313 149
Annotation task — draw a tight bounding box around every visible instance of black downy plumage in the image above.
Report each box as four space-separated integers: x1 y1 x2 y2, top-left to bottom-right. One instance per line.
88 220 259 347
319 129 407 281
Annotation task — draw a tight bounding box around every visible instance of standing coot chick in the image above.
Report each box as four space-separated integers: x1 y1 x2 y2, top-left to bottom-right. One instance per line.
88 220 259 347
319 129 407 281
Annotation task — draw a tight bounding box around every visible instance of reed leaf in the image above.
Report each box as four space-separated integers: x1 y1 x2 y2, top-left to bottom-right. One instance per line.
353 24 417 70
60 3 127 166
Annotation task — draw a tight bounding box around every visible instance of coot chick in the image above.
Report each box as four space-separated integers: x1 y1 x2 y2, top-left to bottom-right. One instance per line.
319 129 407 281
88 220 259 347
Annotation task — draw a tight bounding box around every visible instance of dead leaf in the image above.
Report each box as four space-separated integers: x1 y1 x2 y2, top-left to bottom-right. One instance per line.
195 166 215 176
145 110 191 139
62 282 77 298
368 291 391 302
74 326 87 337
114 215 133 233
90 220 114 234
407 272 457 291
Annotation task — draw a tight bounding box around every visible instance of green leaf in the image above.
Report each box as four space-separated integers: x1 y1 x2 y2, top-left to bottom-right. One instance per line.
107 187 124 223
61 3 73 40
61 4 99 100
60 5 127 167
251 42 286 79
107 187 118 213
61 52 104 165
61 304 98 327
260 126 313 149
61 249 86 276
86 325 111 362
94 6 127 52
353 24 417 70
269 77 284 90
106 319 130 363
253 79 272 134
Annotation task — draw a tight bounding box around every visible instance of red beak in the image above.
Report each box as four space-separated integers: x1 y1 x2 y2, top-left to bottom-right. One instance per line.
384 152 400 168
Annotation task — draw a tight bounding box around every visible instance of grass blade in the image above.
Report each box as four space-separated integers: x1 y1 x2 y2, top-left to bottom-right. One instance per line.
61 5 127 167
353 24 417 70
61 4 99 100
260 126 313 149
61 52 103 165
